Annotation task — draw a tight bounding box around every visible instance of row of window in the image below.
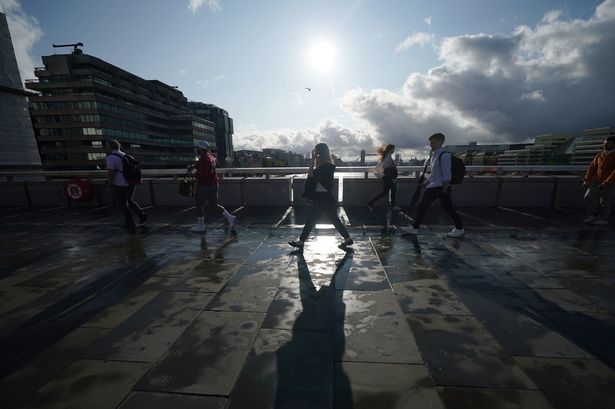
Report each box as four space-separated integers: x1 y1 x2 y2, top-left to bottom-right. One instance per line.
34 114 147 130
38 127 191 146
41 153 193 162
31 101 147 121
192 121 214 131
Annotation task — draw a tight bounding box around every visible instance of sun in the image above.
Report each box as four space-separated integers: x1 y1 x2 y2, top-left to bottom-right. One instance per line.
309 40 336 72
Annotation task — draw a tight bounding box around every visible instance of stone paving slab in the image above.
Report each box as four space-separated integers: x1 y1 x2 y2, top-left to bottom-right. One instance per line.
458 290 594 359
137 311 264 395
118 391 226 409
337 291 422 364
514 357 615 409
437 386 556 409
407 314 538 389
119 392 227 409
335 362 445 409
394 280 473 315
23 359 150 409
0 327 109 409
227 328 334 409
83 291 212 362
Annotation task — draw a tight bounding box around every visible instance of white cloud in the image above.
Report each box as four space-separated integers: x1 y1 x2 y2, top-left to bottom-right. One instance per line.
234 120 376 159
521 90 546 102
343 0 615 148
178 68 188 75
424 16 432 26
395 31 434 53
1 0 43 84
188 0 221 14
197 79 209 87
213 73 225 81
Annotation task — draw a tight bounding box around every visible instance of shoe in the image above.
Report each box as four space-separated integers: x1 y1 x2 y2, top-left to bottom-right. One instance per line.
138 213 148 225
591 219 608 226
391 206 402 212
228 215 237 231
340 238 354 247
366 203 375 211
190 224 207 233
447 228 466 238
288 241 304 248
582 215 599 223
230 229 238 238
400 226 418 235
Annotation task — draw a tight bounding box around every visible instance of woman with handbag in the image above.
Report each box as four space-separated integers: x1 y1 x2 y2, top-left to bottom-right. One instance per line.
367 144 400 211
289 143 353 250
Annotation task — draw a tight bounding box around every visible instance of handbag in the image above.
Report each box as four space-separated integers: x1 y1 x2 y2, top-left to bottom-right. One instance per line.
301 176 318 200
178 170 196 197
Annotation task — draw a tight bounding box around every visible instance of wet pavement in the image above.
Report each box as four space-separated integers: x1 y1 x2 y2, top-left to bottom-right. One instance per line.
0 204 614 409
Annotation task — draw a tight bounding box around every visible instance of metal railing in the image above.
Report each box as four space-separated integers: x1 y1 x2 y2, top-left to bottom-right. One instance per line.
0 165 587 181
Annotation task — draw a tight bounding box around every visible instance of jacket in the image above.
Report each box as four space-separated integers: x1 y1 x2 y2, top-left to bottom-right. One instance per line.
584 150 615 186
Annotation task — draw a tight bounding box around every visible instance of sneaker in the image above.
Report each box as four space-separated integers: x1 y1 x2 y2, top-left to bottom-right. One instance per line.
288 240 304 248
582 215 599 223
138 213 148 225
591 219 609 226
366 203 375 211
340 238 354 247
190 224 207 233
228 215 237 231
391 206 402 212
447 228 465 238
400 226 418 235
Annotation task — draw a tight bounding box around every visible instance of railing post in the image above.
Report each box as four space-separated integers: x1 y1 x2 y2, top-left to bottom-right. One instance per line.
495 177 503 207
149 179 156 206
22 181 32 208
550 177 559 208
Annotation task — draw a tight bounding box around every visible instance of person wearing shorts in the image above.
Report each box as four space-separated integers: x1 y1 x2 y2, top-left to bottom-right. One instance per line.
190 140 237 235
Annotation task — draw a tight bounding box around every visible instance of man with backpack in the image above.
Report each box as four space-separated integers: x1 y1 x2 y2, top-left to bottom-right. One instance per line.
106 139 147 233
401 132 465 238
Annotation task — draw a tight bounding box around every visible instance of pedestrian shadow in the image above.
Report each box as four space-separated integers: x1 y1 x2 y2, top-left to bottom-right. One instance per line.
273 250 354 408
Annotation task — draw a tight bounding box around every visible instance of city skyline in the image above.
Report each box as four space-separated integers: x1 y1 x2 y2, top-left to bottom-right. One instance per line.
2 0 613 159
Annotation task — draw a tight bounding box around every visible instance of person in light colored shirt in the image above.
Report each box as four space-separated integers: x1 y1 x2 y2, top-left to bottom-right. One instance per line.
367 144 400 211
401 133 465 238
106 139 147 233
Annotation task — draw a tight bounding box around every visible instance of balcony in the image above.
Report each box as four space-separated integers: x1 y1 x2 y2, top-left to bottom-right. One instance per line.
0 167 613 409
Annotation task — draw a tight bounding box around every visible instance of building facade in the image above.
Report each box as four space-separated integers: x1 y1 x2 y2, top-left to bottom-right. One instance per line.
571 127 615 165
0 12 42 169
188 102 234 166
25 52 218 170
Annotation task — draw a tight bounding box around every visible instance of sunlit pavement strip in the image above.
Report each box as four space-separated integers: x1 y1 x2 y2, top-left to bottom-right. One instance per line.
0 205 614 409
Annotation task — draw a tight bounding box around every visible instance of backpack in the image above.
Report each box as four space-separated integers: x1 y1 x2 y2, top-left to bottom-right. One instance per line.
438 151 466 185
112 153 142 185
384 165 398 179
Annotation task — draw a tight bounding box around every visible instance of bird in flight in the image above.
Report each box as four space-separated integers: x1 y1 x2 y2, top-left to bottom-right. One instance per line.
305 87 311 91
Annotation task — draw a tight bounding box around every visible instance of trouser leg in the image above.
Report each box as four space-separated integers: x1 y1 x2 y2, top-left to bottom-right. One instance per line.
413 188 440 228
389 178 397 206
300 204 325 242
599 184 615 220
114 186 134 226
127 185 144 217
439 188 463 229
368 180 390 205
584 183 601 216
324 204 350 239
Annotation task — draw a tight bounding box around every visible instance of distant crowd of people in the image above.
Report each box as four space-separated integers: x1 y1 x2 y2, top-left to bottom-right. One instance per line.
105 133 615 245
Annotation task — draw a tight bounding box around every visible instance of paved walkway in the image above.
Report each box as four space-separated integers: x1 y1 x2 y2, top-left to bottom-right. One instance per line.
0 205 614 409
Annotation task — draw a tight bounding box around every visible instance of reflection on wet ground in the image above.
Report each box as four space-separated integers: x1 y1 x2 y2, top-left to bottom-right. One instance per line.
0 204 614 409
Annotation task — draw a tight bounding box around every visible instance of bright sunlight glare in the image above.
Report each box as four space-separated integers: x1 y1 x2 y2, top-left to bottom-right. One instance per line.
309 40 336 72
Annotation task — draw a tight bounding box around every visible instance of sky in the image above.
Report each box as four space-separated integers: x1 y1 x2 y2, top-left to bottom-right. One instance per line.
2 0 613 160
